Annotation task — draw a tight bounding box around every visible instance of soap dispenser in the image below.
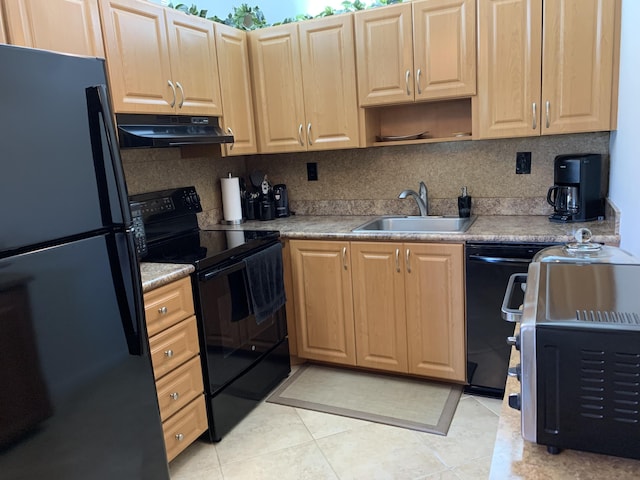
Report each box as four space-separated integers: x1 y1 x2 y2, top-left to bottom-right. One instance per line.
458 186 472 218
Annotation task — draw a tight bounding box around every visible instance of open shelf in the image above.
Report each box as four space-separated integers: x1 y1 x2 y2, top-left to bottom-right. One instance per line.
362 98 473 147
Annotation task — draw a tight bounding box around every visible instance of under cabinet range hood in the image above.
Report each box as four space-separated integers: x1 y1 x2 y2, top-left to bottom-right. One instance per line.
115 113 234 148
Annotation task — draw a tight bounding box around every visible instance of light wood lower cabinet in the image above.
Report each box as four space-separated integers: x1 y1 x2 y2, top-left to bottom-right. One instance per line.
289 240 466 382
289 240 356 365
143 276 207 463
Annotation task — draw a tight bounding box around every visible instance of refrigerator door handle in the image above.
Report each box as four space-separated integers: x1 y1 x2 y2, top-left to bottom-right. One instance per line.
107 231 146 356
85 85 132 226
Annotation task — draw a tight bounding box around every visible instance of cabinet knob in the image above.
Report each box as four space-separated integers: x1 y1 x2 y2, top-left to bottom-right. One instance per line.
164 349 174 358
169 392 180 401
158 306 168 315
175 433 184 442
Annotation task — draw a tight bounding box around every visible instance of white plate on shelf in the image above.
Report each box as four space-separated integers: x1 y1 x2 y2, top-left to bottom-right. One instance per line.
376 131 428 142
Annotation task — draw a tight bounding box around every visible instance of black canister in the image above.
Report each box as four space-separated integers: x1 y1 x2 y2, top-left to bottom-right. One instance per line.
260 200 275 221
458 186 472 218
273 184 290 217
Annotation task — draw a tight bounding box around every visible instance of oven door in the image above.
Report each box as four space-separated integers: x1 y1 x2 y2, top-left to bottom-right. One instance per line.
196 259 286 394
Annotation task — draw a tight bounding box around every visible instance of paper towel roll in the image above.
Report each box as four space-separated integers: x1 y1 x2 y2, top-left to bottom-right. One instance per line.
221 176 243 222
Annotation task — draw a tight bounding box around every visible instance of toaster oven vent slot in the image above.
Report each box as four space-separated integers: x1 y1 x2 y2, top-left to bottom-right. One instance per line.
578 350 640 423
576 310 640 324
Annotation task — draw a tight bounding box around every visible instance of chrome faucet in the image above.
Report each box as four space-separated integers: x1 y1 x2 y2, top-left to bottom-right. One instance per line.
398 181 429 216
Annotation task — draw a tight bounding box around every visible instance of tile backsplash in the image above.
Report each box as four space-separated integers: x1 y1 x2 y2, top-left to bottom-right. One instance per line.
121 132 610 223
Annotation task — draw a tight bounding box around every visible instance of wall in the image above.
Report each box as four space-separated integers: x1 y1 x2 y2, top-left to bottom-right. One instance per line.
245 133 610 217
119 132 610 221
121 146 246 226
609 0 640 256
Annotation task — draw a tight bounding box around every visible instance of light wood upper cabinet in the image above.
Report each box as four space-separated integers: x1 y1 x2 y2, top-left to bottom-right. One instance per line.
249 23 306 153
249 15 360 153
100 0 222 115
542 0 615 134
351 242 408 373
412 0 476 100
164 9 222 115
289 240 356 366
355 0 476 106
298 15 360 151
475 0 617 139
355 3 413 106
405 243 465 381
2 0 104 56
214 22 257 156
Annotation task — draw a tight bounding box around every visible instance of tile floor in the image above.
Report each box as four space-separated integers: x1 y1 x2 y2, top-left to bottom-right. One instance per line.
169 367 502 480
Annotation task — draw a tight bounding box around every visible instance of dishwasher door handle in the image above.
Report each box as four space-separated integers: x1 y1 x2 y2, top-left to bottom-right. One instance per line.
501 273 529 322
468 254 533 265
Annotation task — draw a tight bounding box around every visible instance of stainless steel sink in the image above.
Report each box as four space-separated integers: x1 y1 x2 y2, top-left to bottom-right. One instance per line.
352 215 476 233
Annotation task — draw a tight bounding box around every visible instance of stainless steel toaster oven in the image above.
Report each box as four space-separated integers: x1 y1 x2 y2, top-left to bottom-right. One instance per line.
503 260 640 460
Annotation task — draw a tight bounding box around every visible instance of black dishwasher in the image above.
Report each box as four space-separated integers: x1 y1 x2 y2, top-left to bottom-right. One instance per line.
465 243 552 398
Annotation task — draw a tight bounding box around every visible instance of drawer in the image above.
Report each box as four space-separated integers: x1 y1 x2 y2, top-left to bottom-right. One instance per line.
144 277 195 336
156 356 204 422
149 316 200 379
163 395 208 462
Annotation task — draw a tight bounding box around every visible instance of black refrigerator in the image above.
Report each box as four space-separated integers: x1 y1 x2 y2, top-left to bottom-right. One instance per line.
0 45 170 479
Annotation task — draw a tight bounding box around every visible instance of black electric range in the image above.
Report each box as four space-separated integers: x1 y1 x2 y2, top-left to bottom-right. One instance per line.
129 185 279 270
129 186 290 442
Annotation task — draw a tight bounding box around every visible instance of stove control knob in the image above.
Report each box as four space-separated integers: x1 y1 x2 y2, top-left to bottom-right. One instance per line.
508 393 521 411
508 364 522 382
506 335 520 350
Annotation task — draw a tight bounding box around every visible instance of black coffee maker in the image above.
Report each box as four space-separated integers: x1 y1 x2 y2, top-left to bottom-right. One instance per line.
547 153 605 223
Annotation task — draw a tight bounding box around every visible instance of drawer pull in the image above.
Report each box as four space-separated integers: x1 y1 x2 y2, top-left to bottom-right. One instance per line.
158 306 168 315
164 349 174 358
175 433 184 442
169 392 179 401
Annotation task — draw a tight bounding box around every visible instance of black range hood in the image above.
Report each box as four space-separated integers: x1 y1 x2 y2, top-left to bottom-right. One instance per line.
116 113 234 149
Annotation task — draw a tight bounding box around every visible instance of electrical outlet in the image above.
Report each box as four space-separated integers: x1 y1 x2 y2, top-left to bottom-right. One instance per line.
306 162 318 181
516 152 531 174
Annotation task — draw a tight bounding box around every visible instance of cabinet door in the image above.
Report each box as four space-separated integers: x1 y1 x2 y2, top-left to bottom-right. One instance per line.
165 9 222 116
249 24 306 153
476 0 542 139
412 0 476 100
3 0 104 56
281 240 297 357
351 242 408 373
0 7 6 43
405 243 465 381
99 0 174 114
215 23 258 156
355 3 414 106
289 240 356 365
299 15 360 151
541 0 615 134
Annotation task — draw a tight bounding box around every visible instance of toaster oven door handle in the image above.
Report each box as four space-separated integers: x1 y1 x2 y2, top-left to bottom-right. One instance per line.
501 273 529 322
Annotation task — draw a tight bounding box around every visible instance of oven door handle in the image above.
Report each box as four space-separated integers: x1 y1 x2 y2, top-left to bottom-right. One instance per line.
200 260 245 281
501 273 529 322
468 254 533 266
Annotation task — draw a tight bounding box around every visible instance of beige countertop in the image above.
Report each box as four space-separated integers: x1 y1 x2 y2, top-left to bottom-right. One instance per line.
139 262 194 292
205 215 619 245
489 327 640 479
